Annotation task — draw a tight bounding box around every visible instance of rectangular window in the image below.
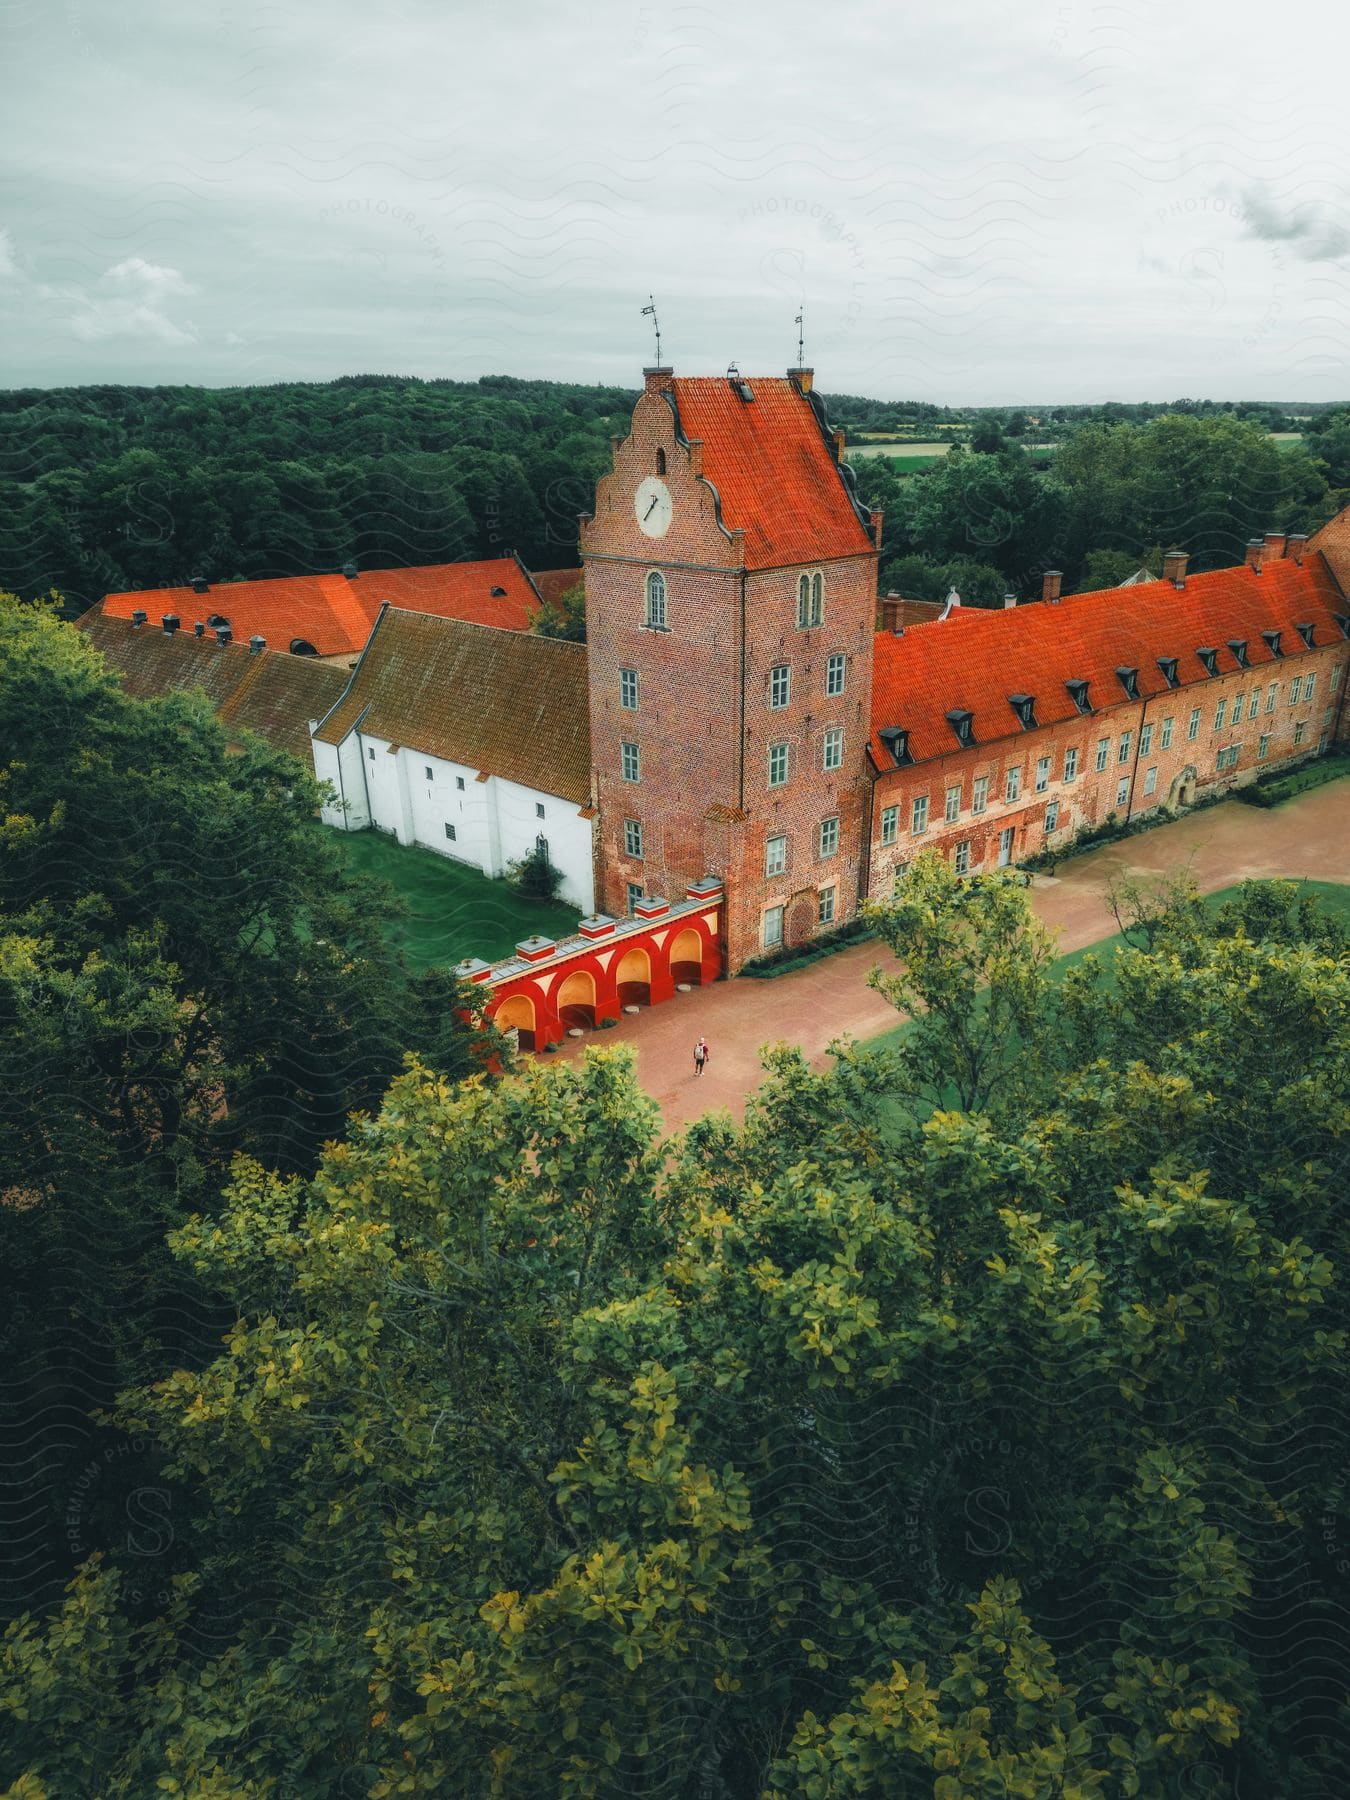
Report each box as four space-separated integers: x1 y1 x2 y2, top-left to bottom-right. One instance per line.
1143 766 1157 796
819 816 839 857
818 885 836 925
912 795 929 835
627 882 644 916
893 861 910 890
425 765 434 780
763 904 784 948
1289 675 1302 705
1161 717 1174 750
1063 747 1079 782
536 802 546 819
1266 682 1278 713
444 822 456 841
1116 775 1129 807
621 740 640 783
765 833 787 877
1214 698 1226 730
1187 707 1201 741
1305 673 1317 703
1139 722 1153 755
619 667 639 710
1294 720 1306 745
953 841 970 876
826 652 846 697
944 783 961 823
1332 666 1342 693
1118 731 1132 763
881 804 899 845
1231 693 1244 726
1258 734 1271 760
768 742 789 787
456 775 465 790
1035 756 1050 793
367 747 375 761
1095 737 1110 772
823 727 844 770
1005 767 1021 802
972 775 989 814
769 664 791 709
624 818 643 857
1044 799 1060 832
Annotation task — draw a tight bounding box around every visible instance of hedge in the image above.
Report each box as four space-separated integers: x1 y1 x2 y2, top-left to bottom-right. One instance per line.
1234 750 1349 808
740 916 875 979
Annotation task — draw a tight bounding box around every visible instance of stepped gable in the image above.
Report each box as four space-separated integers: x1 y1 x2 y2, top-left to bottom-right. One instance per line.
869 552 1349 767
313 607 592 806
669 375 876 570
100 557 538 658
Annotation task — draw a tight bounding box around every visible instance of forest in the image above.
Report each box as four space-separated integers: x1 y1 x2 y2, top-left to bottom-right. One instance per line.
2 596 1349 1795
3 374 1350 621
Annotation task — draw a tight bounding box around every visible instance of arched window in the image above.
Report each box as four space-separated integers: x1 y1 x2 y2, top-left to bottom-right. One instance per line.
645 569 667 629
810 571 824 626
796 574 810 629
656 447 666 475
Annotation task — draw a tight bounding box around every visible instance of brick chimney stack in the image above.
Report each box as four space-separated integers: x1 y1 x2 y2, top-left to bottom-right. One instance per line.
1246 538 1264 572
643 366 673 395
1163 549 1188 588
881 595 903 632
1264 531 1287 561
788 366 815 394
1042 570 1063 604
1002 592 1017 609
1287 532 1309 564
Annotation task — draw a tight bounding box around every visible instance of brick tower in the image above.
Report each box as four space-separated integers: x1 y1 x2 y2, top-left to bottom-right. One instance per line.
581 366 881 971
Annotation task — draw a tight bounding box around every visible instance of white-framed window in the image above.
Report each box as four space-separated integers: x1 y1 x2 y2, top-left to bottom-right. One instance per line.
1116 775 1129 807
1294 720 1306 745
1118 731 1132 763
944 784 961 823
1333 666 1342 693
972 775 989 814
819 816 839 857
1305 672 1317 702
1215 746 1240 771
444 822 456 841
620 667 639 710
1187 708 1201 740
796 571 824 629
763 904 784 948
818 885 836 925
1140 722 1153 755
456 775 465 790
644 569 667 628
765 833 787 877
1095 737 1110 772
1266 682 1278 713
826 652 846 696
624 818 643 857
1064 747 1079 782
768 742 789 787
425 765 434 780
912 795 929 834
823 727 844 770
1005 767 1021 802
893 860 911 890
1231 693 1245 725
621 740 640 782
811 571 823 625
1143 766 1157 796
1160 717 1174 750
881 804 899 845
953 841 970 876
1035 756 1050 793
1289 675 1302 705
1214 698 1227 730
1258 734 1271 760
627 882 643 915
769 664 791 709
1044 799 1060 832
536 802 546 819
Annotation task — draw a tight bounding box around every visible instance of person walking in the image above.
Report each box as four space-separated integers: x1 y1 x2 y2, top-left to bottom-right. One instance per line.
693 1036 709 1077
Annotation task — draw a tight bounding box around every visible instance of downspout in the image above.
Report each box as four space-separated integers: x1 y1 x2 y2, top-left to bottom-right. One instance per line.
859 748 878 912
738 569 747 813
1122 693 1149 825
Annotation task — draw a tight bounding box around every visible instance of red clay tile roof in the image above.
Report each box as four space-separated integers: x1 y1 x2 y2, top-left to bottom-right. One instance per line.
101 558 538 659
669 376 876 570
870 552 1349 767
77 610 348 762
314 609 592 806
530 567 584 607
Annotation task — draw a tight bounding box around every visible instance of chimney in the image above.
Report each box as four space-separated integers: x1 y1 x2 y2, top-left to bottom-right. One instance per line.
1245 538 1263 572
161 614 179 635
131 609 146 629
1042 570 1063 604
214 625 232 646
643 366 673 395
1002 591 1017 609
1163 548 1188 588
788 366 815 394
248 634 265 654
1264 531 1287 561
881 595 903 633
341 560 358 579
194 621 205 638
190 574 209 594
1287 532 1309 564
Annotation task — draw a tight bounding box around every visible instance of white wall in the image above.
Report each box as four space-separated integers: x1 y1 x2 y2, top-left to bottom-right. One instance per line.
313 731 371 830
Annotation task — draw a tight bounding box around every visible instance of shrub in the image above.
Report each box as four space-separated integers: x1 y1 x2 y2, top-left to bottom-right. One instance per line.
740 916 874 978
507 842 565 902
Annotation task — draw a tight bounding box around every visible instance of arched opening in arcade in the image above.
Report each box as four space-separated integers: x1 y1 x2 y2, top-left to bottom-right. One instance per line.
669 927 704 988
557 968 597 1031
616 945 651 1008
493 993 536 1053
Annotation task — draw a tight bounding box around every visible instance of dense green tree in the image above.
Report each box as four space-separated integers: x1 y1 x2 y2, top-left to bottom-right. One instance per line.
907 446 1068 587
1305 407 1350 489
529 577 586 641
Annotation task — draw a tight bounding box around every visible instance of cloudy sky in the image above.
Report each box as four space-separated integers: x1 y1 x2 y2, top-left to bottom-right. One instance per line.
3 0 1349 401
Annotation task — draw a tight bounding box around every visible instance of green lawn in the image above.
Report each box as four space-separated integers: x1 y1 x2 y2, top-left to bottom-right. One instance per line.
330 829 580 969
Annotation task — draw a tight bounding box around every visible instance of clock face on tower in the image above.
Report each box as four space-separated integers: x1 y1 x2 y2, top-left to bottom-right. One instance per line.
634 476 673 538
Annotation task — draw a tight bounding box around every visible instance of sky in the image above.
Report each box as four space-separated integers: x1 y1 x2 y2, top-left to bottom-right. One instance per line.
2 0 1349 403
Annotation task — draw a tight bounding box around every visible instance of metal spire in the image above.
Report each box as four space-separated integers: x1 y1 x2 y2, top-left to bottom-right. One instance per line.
641 294 661 364
795 305 804 370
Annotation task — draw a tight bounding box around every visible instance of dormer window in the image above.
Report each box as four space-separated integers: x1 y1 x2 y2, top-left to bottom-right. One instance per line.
290 638 318 656
1065 679 1093 716
1157 656 1180 688
656 447 666 475
945 708 975 748
490 585 507 596
1334 614 1350 640
1262 629 1283 658
1008 693 1038 730
1227 639 1249 668
1196 646 1218 677
878 726 911 767
1296 622 1316 648
1115 666 1139 700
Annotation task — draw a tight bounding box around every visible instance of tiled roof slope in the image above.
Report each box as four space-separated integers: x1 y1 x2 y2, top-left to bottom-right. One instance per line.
77 610 347 762
870 552 1349 767
530 567 584 606
670 376 876 570
314 609 592 806
101 558 538 658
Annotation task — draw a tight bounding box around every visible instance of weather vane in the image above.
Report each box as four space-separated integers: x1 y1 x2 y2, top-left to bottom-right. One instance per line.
641 294 661 364
795 306 805 370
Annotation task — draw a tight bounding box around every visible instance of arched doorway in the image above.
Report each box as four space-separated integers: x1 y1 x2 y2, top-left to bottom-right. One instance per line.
556 969 596 1031
616 946 651 1008
1166 764 1198 811
493 993 536 1053
787 892 815 948
669 927 704 987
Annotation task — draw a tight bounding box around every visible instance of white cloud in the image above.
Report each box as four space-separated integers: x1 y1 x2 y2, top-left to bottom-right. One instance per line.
65 256 198 346
0 229 16 281
102 255 195 297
